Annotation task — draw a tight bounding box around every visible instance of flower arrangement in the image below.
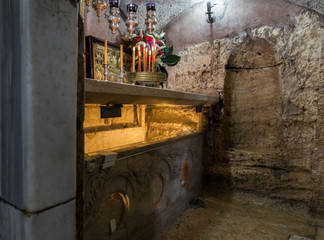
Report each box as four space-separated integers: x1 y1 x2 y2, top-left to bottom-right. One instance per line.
126 30 181 77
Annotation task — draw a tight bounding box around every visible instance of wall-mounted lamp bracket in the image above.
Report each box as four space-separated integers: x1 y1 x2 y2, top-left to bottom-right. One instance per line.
206 0 228 24
100 104 123 118
206 1 216 23
206 12 216 23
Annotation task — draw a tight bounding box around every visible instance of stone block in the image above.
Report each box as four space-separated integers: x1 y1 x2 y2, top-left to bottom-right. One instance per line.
271 189 313 203
316 227 324 240
229 121 281 148
227 37 278 69
283 121 316 150
281 148 312 171
288 235 314 240
0 200 75 240
1 0 78 213
83 134 204 240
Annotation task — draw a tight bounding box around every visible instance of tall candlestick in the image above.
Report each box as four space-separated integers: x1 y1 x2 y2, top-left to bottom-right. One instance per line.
120 45 123 69
104 39 108 64
138 45 141 72
132 46 135 72
152 45 156 72
148 50 151 72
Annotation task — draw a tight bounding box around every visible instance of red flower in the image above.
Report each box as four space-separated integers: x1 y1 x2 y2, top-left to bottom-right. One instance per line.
134 36 142 42
156 40 162 45
159 50 164 56
145 36 154 43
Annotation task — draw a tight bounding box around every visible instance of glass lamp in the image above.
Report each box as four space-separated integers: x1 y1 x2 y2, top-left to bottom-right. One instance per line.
145 3 157 34
108 0 121 34
125 3 139 37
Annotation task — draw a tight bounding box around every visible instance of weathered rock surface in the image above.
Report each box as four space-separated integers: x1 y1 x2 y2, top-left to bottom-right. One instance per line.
167 12 324 214
289 235 314 240
154 192 322 240
120 0 324 33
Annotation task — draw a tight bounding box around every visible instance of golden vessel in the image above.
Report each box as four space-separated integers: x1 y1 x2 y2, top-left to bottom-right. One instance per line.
127 72 167 83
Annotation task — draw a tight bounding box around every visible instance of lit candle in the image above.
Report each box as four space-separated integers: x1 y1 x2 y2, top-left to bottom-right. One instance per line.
138 45 141 72
148 50 152 72
120 44 123 69
132 46 135 72
143 43 147 72
152 45 156 72
145 48 148 72
104 39 108 64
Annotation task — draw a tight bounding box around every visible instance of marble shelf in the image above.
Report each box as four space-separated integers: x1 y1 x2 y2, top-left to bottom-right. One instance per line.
85 78 218 106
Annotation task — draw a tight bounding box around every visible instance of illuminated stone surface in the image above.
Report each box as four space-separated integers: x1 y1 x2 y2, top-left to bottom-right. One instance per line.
84 103 204 153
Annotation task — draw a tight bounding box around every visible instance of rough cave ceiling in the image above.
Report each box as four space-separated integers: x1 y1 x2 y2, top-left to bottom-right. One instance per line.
119 0 324 31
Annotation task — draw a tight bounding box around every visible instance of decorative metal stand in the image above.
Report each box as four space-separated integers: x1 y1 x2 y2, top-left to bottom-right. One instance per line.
104 64 109 81
119 68 124 83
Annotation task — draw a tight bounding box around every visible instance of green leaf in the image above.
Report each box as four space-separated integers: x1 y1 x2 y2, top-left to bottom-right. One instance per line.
160 66 168 79
162 55 181 66
162 46 173 57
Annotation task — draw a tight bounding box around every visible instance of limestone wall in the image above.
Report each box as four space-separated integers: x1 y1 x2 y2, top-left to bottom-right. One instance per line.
166 12 324 214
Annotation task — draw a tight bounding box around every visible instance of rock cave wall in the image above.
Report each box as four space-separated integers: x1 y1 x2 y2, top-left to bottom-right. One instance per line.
164 6 324 215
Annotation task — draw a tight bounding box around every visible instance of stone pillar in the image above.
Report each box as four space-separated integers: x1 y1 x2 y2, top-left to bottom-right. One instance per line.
0 0 78 239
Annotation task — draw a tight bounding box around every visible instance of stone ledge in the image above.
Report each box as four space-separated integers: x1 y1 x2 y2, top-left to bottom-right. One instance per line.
85 132 204 170
85 79 218 106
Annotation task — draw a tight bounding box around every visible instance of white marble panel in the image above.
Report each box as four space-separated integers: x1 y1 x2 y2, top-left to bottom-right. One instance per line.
19 0 78 211
0 201 24 240
0 200 75 240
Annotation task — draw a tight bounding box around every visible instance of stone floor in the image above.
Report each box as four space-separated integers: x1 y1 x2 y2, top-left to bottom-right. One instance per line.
154 191 324 240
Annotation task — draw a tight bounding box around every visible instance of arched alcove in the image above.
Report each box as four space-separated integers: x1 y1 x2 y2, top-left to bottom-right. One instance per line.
224 37 282 150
